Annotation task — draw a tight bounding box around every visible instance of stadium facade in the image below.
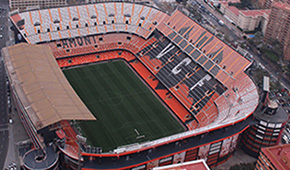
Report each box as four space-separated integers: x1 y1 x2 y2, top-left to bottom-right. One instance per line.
241 77 288 157
5 2 260 169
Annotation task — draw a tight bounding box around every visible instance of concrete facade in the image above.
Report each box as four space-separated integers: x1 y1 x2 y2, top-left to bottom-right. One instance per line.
264 2 290 61
220 2 269 32
9 0 67 11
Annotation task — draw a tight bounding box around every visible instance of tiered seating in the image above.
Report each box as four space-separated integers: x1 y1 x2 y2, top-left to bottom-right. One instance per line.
157 10 251 88
137 32 224 122
11 2 167 44
46 33 152 59
59 120 81 160
213 74 258 125
115 3 124 24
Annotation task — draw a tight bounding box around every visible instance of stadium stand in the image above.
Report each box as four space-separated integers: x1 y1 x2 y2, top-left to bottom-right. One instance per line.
7 2 259 169
11 2 167 44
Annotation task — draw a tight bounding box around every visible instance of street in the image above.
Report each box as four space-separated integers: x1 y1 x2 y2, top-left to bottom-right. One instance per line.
0 0 9 169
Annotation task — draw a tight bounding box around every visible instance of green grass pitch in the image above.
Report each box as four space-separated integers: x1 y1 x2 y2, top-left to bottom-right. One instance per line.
63 60 185 152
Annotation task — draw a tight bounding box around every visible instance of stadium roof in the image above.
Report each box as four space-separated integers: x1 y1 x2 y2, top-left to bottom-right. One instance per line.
2 43 96 130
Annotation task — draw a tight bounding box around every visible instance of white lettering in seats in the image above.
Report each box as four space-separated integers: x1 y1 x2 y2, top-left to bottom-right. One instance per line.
172 57 192 75
190 74 211 91
156 43 175 59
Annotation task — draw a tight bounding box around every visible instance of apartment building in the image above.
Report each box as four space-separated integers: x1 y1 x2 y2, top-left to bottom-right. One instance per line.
220 2 269 33
256 144 290 170
9 0 67 11
264 2 290 61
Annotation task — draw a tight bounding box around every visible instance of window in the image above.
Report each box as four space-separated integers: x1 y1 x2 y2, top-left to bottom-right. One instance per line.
34 22 40 26
54 20 60 24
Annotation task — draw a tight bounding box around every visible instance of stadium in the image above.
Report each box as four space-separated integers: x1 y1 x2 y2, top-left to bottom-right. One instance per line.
4 1 259 169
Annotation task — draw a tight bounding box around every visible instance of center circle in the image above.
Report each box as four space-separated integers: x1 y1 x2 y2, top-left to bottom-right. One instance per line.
99 92 123 106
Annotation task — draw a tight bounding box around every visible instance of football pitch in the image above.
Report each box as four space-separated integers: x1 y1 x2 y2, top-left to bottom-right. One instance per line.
63 60 185 152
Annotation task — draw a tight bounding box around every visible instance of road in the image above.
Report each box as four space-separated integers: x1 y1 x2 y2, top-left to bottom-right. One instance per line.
0 0 9 169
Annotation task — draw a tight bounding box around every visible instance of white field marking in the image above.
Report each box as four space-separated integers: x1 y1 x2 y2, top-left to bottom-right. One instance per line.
134 129 140 136
136 135 145 139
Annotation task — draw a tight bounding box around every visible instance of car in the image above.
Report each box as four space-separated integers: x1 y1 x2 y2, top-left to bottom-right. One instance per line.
218 20 224 26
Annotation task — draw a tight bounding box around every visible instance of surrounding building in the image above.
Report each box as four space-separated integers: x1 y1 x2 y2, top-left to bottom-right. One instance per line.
220 3 240 23
255 0 275 8
240 77 288 157
238 9 270 32
9 0 67 11
220 2 270 32
254 0 290 9
256 144 290 170
264 2 290 61
153 160 210 170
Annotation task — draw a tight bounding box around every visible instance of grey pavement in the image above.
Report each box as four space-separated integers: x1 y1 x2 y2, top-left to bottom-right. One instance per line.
4 101 30 170
0 1 12 169
213 148 257 170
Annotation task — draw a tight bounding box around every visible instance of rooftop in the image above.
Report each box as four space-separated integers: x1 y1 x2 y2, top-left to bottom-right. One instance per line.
261 144 290 170
2 43 96 130
272 2 290 11
240 9 270 17
228 6 240 16
153 160 210 170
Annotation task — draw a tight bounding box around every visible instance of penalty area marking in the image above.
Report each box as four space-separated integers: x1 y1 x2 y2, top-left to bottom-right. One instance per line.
134 129 145 139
